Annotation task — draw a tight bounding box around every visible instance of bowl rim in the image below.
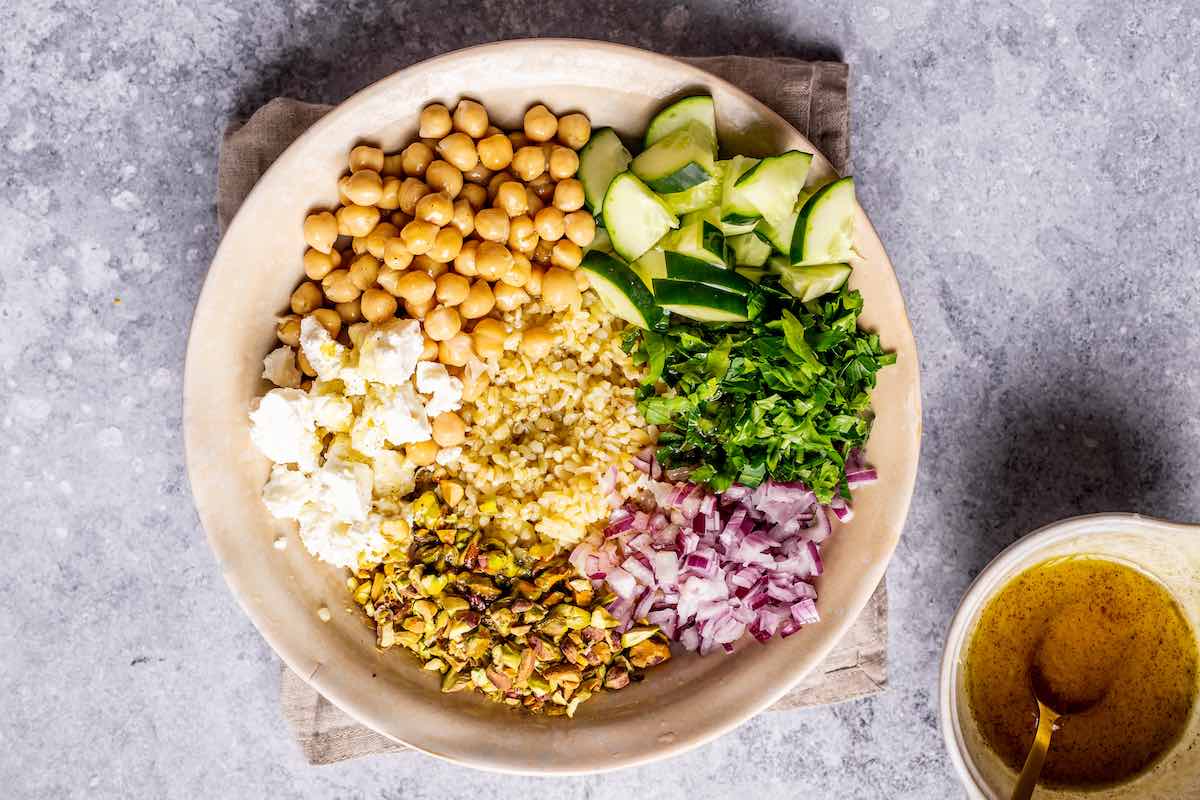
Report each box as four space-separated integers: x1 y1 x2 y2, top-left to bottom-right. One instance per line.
185 37 923 774
937 512 1200 798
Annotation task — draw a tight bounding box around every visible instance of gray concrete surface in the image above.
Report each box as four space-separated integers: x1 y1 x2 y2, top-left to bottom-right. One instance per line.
3 1 1199 797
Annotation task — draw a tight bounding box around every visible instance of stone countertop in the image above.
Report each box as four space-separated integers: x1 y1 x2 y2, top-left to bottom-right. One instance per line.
2 1 1198 798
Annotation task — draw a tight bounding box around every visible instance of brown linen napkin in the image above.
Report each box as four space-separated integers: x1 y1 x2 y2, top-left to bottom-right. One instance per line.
217 56 883 766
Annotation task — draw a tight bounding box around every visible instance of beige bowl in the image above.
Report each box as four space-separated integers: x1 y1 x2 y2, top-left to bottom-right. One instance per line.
184 39 922 773
940 514 1200 798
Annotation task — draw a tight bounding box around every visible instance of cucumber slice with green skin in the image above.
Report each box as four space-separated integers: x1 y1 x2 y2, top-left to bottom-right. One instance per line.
660 164 723 215
790 176 856 265
735 267 768 284
733 150 813 227
756 210 797 254
632 121 717 194
775 263 852 302
585 226 614 254
719 155 761 224
728 232 772 267
580 251 662 329
602 172 679 262
662 210 727 267
631 248 667 289
644 95 717 149
653 279 750 323
664 252 755 295
578 128 632 214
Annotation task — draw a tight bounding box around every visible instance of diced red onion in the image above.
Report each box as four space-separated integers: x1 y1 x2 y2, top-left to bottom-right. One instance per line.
622 556 655 586
791 597 820 625
606 566 637 600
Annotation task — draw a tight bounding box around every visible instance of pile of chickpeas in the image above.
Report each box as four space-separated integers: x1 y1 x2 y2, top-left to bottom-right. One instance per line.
275 99 597 462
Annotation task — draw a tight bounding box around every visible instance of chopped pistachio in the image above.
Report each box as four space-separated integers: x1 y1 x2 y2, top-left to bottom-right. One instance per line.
628 637 671 668
620 625 660 649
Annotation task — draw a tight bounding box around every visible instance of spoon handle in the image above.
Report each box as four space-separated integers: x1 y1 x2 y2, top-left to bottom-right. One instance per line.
1011 702 1059 800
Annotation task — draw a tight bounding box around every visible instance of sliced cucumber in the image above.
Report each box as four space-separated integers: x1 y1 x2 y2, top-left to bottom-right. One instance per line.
645 95 717 149
602 172 679 262
661 209 727 267
756 210 795 255
664 252 755 295
631 248 667 289
653 279 750 323
585 226 613 254
733 150 813 227
719 155 761 225
735 267 768 284
776 263 852 302
578 128 632 214
660 163 723 215
632 121 717 194
790 176 856 265
728 232 772 267
580 251 661 329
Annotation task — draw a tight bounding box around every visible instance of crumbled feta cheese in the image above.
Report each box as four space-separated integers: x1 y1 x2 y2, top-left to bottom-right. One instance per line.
435 446 462 466
357 318 424 386
373 449 416 497
249 388 321 470
415 361 463 417
299 316 349 381
351 383 431 456
262 346 301 388
314 455 373 522
297 508 390 569
261 463 316 518
310 388 355 433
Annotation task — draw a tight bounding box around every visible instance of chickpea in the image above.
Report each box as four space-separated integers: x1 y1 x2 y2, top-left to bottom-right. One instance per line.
303 211 338 253
541 141 557 162
415 192 454 226
322 269 361 304
404 296 435 319
452 99 489 138
526 264 545 297
502 252 532 287
471 317 507 360
523 104 558 142
507 214 538 255
473 208 510 244
460 182 487 210
384 236 414 269
541 267 580 310
336 297 364 324
308 307 341 339
475 241 513 281
390 211 413 229
548 146 580 180
347 321 370 349
363 223 398 260
574 269 591 291
484 124 503 137
476 133 513 171
563 211 596 247
553 178 585 212
337 204 380 237
437 333 474 368
525 187 544 216
353 288 393 322
377 267 403 296
297 348 316 377
348 254 380 290
420 334 439 360
511 146 546 182
414 254 449 279
395 270 436 304
528 172 555 201
419 103 453 139
557 113 591 150
551 239 583 270
424 160 463 198
382 153 405 177
345 170 383 206
398 178 429 215
435 272 470 306
454 239 479 277
406 438 440 467
290 281 324 314
276 314 302 346
377 176 402 210
532 237 554 265
424 305 462 342
521 325 556 361
351 233 370 256
401 142 435 177
426 227 463 263
401 220 439 255
493 281 531 312
450 198 475 237
462 162 493 186
349 145 384 172
533 207 565 242
420 137 441 150
486 171 514 200
462 368 490 402
304 248 338 280
431 410 467 446
336 176 354 206
494 181 528 217
436 132 478 172
459 279 495 319
508 131 530 150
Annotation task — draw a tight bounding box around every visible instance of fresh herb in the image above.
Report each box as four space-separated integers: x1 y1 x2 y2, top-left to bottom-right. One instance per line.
630 280 896 501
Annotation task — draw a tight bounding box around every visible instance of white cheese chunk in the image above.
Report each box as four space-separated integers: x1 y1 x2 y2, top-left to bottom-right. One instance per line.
357 318 424 387
373 449 416 497
261 463 316 518
249 388 321 470
314 455 373 522
262 346 301 388
351 383 431 456
415 361 464 417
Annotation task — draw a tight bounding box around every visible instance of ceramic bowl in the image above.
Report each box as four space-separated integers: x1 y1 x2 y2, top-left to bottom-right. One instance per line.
940 513 1200 798
184 39 921 773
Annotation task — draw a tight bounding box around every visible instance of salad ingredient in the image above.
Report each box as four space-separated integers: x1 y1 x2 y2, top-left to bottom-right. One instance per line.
651 279 750 323
774 262 852 303
732 151 813 228
719 155 761 225
602 172 679 262
631 120 718 194
644 95 717 148
728 232 772 268
791 176 856 265
629 285 894 499
663 252 756 295
576 127 632 213
659 165 723 215
660 208 727 267
579 250 662 330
